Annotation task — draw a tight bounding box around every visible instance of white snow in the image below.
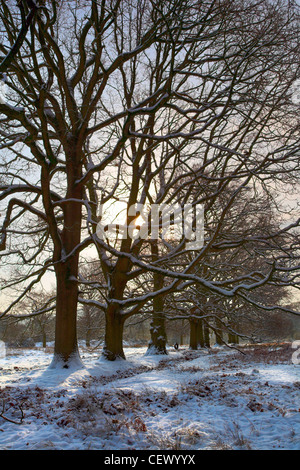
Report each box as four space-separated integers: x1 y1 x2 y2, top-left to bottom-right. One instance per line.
0 343 299 450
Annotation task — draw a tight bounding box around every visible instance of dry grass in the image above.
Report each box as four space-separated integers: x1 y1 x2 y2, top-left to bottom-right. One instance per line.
216 342 294 367
147 431 183 450
224 422 253 449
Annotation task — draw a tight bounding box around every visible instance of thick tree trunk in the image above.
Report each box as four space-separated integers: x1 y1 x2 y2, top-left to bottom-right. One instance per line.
146 241 167 355
215 317 224 345
146 295 168 355
102 305 125 361
197 318 205 348
147 309 168 354
189 319 198 350
50 264 82 368
190 318 205 349
50 151 83 369
228 331 239 344
180 319 185 345
203 322 210 348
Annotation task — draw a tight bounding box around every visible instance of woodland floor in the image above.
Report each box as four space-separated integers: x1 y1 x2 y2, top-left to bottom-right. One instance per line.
0 342 299 450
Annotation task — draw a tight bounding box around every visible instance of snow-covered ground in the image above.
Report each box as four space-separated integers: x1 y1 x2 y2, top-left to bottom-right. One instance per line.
0 343 299 450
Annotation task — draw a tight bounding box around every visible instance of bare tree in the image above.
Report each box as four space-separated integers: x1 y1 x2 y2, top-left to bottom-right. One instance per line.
165 186 297 348
0 0 215 365
87 0 300 360
0 0 299 367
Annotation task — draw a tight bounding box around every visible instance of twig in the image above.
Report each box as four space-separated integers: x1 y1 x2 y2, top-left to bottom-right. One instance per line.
0 400 24 425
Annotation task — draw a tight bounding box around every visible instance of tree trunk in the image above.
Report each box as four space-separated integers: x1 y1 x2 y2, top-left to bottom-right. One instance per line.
203 322 210 348
146 240 167 355
180 319 185 345
86 328 91 348
189 319 198 350
50 264 82 368
50 153 83 369
42 331 47 348
197 318 205 348
228 331 239 344
215 317 224 345
146 294 168 355
102 304 125 361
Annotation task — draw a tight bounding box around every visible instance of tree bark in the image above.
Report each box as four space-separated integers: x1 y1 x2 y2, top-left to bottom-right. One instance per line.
50 263 81 368
203 322 210 348
215 317 224 345
147 291 168 355
180 319 185 345
228 331 239 344
50 146 83 369
146 241 167 355
102 304 125 361
189 319 198 350
190 318 205 349
197 318 205 348
86 328 91 348
42 331 47 349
